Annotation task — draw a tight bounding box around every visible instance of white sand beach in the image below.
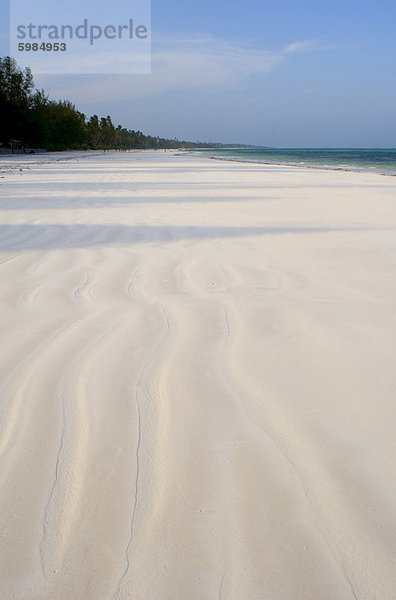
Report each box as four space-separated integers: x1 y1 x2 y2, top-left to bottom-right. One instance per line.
0 150 396 600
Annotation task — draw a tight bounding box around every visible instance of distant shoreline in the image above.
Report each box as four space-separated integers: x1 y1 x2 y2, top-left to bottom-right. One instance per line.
187 147 396 177
203 154 396 177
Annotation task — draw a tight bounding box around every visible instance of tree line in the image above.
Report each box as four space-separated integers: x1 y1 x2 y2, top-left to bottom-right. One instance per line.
0 57 222 151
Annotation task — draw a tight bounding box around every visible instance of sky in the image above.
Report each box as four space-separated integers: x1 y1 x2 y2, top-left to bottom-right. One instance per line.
1 0 396 146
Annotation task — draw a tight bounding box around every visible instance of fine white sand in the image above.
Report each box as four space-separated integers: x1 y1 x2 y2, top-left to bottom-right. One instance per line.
0 150 396 600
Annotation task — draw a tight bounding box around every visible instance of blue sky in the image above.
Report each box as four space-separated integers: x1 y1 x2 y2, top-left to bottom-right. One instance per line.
2 0 396 146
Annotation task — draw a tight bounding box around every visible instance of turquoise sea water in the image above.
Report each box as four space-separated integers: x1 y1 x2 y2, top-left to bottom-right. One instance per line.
191 148 396 176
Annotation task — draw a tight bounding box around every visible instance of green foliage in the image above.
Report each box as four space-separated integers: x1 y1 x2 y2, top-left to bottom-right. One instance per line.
0 57 35 144
1 56 230 151
0 56 34 106
27 91 86 149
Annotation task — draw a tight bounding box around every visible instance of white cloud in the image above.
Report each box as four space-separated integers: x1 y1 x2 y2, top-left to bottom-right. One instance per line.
36 35 316 105
282 40 315 54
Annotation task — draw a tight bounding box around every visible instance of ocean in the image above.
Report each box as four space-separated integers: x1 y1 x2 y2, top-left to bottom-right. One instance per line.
191 148 396 176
